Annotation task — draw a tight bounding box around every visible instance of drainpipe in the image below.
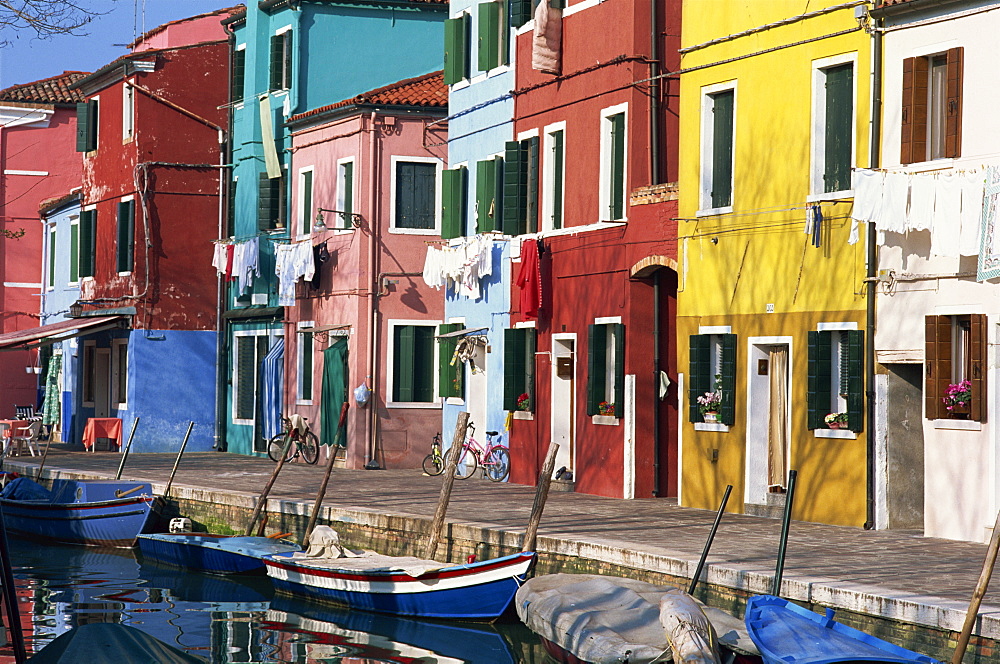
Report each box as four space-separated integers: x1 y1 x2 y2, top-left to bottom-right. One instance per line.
217 20 238 452
366 111 380 468
648 0 661 184
864 3 882 530
652 270 661 496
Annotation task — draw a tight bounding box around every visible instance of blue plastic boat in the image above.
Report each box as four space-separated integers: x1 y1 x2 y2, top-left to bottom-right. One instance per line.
136 532 301 574
745 595 942 664
0 477 159 547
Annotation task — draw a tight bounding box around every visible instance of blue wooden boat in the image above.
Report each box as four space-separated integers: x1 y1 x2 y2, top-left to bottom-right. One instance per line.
0 477 159 547
136 532 301 575
263 549 536 620
745 595 941 664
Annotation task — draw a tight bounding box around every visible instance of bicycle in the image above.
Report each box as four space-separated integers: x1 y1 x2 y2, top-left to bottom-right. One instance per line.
422 432 444 476
453 423 510 482
267 415 320 465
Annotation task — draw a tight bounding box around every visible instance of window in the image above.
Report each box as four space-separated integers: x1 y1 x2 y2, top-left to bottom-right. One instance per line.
112 339 128 407
543 124 565 231
508 0 533 28
298 168 313 235
587 322 625 418
438 323 465 399
233 332 273 422
901 48 963 164
116 199 134 273
232 45 246 103
122 84 134 141
82 342 96 405
444 13 471 85
297 324 313 403
76 99 98 152
337 158 355 229
478 1 507 72
503 136 539 235
393 159 439 232
391 324 437 403
476 156 503 233
69 216 79 284
258 173 285 231
925 314 985 421
79 209 96 279
688 332 736 425
504 327 536 411
47 225 56 290
600 106 627 221
807 329 863 431
442 166 468 240
701 85 735 211
269 29 293 91
812 59 854 195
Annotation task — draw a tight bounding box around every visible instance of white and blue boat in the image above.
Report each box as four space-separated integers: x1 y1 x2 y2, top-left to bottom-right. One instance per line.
745 595 941 664
136 532 300 575
263 549 536 620
0 477 159 547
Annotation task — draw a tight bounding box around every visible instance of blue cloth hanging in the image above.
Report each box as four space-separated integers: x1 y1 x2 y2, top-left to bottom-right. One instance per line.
260 337 284 439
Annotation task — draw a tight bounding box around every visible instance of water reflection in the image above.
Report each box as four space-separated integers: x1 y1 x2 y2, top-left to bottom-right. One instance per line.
7 541 545 663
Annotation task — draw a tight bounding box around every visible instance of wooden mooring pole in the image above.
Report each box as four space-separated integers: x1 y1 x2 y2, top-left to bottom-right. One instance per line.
771 469 797 597
523 442 559 553
114 417 140 480
951 509 1000 664
423 411 469 560
163 421 194 498
246 432 295 536
688 484 732 595
303 402 350 546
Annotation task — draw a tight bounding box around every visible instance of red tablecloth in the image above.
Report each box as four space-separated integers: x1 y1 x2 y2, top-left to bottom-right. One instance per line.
83 418 123 451
0 420 30 442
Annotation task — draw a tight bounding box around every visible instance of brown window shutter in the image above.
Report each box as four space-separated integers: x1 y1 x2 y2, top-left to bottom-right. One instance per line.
945 47 964 159
969 313 986 422
924 315 952 420
901 57 914 164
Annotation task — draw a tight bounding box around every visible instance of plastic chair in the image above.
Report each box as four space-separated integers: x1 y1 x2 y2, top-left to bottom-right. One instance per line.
14 405 34 420
9 421 43 457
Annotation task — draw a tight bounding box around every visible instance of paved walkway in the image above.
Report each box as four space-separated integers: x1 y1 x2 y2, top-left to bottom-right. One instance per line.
5 447 998 640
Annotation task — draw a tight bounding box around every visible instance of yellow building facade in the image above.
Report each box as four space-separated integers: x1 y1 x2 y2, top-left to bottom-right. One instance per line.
677 2 871 527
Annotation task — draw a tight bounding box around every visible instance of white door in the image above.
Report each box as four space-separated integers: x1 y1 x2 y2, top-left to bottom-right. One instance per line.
466 342 489 439
745 338 792 506
551 335 576 476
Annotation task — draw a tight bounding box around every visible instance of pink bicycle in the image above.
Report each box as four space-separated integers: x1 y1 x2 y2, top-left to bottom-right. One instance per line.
454 423 510 482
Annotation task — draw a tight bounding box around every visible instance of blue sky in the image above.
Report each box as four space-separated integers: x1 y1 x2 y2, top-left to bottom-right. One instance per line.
0 0 238 89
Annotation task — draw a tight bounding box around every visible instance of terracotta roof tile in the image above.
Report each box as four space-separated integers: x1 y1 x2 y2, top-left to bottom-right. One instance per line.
0 72 89 105
289 71 445 123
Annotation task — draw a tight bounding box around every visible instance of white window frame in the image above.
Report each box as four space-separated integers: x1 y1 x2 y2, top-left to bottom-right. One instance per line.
111 338 128 409
336 156 357 230
117 194 135 276
46 223 56 291
297 166 314 236
273 25 293 93
297 321 314 405
389 156 443 235
386 318 442 409
68 214 79 285
81 204 96 283
598 103 628 223
698 81 737 216
542 121 566 232
809 53 857 201
231 329 282 425
122 83 134 142
234 43 247 110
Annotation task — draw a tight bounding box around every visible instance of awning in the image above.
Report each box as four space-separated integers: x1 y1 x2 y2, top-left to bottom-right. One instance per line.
435 327 488 340
0 315 128 351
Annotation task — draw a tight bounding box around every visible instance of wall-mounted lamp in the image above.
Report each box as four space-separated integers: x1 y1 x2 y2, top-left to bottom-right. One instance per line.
315 208 363 230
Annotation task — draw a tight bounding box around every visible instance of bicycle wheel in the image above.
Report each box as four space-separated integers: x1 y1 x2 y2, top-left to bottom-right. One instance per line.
453 446 478 479
422 453 444 476
483 447 510 482
300 431 320 465
267 434 293 462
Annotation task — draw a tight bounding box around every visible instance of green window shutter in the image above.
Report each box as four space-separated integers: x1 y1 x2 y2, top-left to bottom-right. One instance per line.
300 331 313 401
76 102 91 152
79 210 95 279
258 173 276 230
413 326 435 402
69 221 79 282
116 200 134 273
438 324 464 398
394 325 416 402
232 48 246 102
396 162 437 230
269 35 283 90
503 140 527 235
711 91 734 209
302 170 313 234
551 130 564 229
524 328 536 411
444 15 469 85
341 162 354 228
688 334 710 423
587 324 608 416
476 159 498 232
845 330 864 432
526 136 540 234
719 333 736 425
48 228 56 288
442 167 467 240
478 2 500 72
508 0 531 28
612 323 625 418
609 113 626 220
824 64 853 193
807 331 833 430
283 32 293 90
235 336 256 420
503 328 522 410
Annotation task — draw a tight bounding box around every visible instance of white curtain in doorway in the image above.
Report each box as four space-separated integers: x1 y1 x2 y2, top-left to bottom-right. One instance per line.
768 346 788 488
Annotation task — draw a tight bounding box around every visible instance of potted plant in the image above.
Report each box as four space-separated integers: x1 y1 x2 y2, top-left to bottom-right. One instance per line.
824 412 849 429
697 391 722 422
516 392 531 411
942 380 972 418
598 401 615 417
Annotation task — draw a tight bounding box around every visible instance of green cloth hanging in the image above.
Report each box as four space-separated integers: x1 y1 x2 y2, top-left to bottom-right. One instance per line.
41 353 61 426
321 338 348 447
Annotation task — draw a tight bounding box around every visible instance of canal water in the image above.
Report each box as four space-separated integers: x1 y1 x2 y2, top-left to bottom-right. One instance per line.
8 540 548 663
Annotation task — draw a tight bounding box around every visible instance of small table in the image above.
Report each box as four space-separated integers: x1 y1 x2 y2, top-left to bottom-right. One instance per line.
0 420 30 455
83 418 123 452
